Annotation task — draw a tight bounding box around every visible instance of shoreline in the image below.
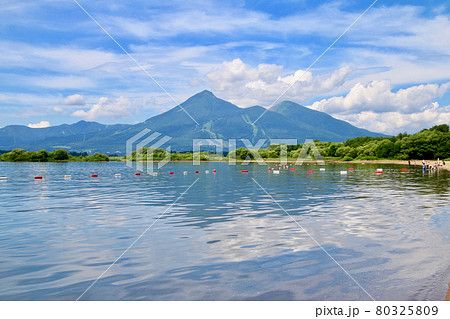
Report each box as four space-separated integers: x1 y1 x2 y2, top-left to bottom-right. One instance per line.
122 158 449 170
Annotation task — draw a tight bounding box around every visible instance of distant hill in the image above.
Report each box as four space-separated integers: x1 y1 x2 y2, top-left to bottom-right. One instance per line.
0 90 385 154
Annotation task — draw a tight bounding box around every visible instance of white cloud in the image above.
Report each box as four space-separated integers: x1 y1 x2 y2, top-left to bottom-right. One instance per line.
334 104 450 135
309 80 450 114
207 58 353 106
26 75 96 90
27 121 50 128
61 94 85 105
71 96 134 121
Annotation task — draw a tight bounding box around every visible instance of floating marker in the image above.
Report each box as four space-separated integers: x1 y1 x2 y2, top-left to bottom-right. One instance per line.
183 171 188 175
152 172 158 176
205 170 209 174
348 168 355 171
375 171 383 174
63 175 72 179
169 172 174 175
268 167 271 171
319 168 325 171
0 177 8 181
91 174 98 178
306 171 313 174
242 170 249 173
273 170 280 174
115 174 121 177
34 176 43 180
134 173 141 176
402 168 408 171
289 168 295 171
340 171 347 175
376 168 383 172
195 171 199 174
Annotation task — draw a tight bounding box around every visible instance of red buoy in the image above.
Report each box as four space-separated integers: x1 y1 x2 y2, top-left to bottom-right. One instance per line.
375 171 383 174
242 170 249 173
169 172 174 175
34 176 43 180
91 174 98 178
195 171 199 174
290 168 295 171
213 169 216 173
135 173 141 176
268 167 271 170
306 171 313 174
348 168 355 171
401 168 408 171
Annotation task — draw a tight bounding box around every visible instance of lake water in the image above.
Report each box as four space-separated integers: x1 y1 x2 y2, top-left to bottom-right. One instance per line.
0 161 449 300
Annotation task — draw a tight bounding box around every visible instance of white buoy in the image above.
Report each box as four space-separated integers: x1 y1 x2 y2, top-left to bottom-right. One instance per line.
183 171 188 175
205 170 209 174
0 177 7 181
63 175 72 179
115 174 121 177
273 170 280 174
340 171 348 175
319 168 325 171
152 172 158 176
377 168 383 172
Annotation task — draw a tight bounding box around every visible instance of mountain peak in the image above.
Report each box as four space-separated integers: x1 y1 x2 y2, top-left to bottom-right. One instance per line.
194 90 215 98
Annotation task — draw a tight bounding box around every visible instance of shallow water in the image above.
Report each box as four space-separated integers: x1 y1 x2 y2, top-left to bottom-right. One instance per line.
0 161 448 300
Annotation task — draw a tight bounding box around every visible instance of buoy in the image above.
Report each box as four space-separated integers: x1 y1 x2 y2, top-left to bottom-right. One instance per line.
195 171 199 174
375 171 383 174
319 168 325 171
340 171 347 175
183 171 188 175
34 176 43 180
376 168 383 172
268 167 271 170
169 172 174 175
307 171 313 174
134 173 141 176
242 170 249 173
402 168 408 171
205 170 209 174
152 172 158 176
213 169 216 173
115 174 121 177
91 174 98 178
348 168 355 171
63 175 72 179
0 177 8 180
273 170 280 174
289 168 295 171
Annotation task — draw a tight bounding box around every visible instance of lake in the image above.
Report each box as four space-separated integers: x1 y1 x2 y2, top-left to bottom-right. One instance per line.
0 161 449 300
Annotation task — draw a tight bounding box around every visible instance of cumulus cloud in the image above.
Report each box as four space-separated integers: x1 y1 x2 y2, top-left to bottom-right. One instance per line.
62 94 85 105
334 104 450 135
309 80 450 114
207 58 353 106
72 97 134 121
28 121 50 128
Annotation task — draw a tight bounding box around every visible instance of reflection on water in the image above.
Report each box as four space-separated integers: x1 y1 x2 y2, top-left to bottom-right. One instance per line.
0 162 448 300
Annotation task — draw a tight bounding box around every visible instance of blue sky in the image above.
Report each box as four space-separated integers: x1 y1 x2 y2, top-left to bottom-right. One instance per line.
1 0 450 134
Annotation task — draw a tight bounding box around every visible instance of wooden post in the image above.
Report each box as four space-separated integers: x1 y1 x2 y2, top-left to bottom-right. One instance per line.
446 282 450 301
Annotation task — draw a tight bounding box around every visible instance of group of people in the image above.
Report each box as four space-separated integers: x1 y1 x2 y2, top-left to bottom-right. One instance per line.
422 158 446 171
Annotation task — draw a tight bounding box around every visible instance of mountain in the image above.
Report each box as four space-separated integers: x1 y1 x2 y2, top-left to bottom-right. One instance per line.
0 90 385 154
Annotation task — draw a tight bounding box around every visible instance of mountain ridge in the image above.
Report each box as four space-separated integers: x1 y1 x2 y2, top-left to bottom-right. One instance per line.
0 90 386 153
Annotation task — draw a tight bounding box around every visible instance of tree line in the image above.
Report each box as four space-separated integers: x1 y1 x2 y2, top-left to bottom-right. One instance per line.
230 124 450 161
0 149 111 162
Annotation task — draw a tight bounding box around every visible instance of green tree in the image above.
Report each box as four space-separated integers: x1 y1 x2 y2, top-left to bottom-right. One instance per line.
49 149 69 160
